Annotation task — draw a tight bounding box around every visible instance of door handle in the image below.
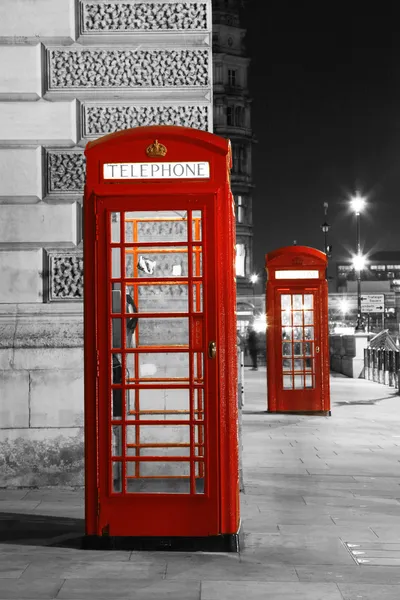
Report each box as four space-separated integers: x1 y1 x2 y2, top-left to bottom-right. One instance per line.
208 341 217 359
316 346 320 353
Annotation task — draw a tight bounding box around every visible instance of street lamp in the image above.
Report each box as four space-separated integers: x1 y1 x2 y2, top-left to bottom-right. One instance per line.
350 193 366 332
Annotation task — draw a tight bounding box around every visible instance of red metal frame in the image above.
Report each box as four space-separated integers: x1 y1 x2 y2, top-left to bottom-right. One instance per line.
265 246 330 414
84 126 239 538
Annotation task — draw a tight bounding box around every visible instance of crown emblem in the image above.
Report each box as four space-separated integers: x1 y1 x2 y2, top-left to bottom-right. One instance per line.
146 139 167 158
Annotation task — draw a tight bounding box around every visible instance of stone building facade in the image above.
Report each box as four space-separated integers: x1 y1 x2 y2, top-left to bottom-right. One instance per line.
0 0 213 486
212 0 255 295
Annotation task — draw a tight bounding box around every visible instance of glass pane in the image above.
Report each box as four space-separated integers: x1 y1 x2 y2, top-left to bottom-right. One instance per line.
293 327 302 340
132 283 189 313
193 283 203 312
293 311 303 326
127 461 190 477
305 358 313 371
112 462 122 493
112 248 121 278
111 212 120 243
135 317 189 346
303 294 313 309
294 359 304 371
281 311 291 326
304 311 314 325
192 211 202 241
126 352 189 384
127 388 191 420
126 248 188 279
305 374 314 388
282 343 292 356
304 342 312 356
126 471 191 494
193 248 202 277
282 327 292 341
293 295 302 309
126 425 136 455
283 375 293 389
281 295 291 309
294 343 302 356
111 284 121 313
195 463 205 494
304 327 314 340
112 425 122 457
125 211 188 243
112 319 122 348
282 359 292 371
112 353 123 384
194 388 204 420
294 375 304 389
193 353 204 383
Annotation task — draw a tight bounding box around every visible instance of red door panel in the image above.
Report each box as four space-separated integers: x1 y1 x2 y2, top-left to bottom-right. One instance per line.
96 196 219 537
274 288 322 412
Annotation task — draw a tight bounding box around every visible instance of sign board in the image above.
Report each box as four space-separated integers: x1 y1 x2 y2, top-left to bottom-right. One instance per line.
360 294 385 313
104 162 210 180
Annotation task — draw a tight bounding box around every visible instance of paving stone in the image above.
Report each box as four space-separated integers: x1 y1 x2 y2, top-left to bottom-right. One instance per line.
0 559 29 579
165 558 298 581
58 579 200 599
22 560 166 580
0 579 64 599
337 583 400 600
200 580 343 600
295 565 400 583
241 534 354 566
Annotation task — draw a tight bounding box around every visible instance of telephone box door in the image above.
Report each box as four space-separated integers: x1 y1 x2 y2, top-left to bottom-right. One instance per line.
276 287 322 411
96 196 219 537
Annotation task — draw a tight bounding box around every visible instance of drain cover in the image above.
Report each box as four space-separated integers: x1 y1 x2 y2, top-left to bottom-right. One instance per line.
344 542 400 566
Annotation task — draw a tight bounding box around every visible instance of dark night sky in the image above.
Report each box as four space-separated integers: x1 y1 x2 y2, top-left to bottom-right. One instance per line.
243 2 400 276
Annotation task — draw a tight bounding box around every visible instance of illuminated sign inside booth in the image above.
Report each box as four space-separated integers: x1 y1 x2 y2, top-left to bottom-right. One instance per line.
104 161 210 180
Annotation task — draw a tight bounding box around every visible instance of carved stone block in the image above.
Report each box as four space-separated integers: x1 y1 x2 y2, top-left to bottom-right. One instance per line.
47 251 84 302
46 150 85 195
81 2 208 32
83 103 209 137
48 48 209 89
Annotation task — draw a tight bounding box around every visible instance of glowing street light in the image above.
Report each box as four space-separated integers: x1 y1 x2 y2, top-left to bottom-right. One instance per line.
352 253 367 272
350 192 367 332
350 193 366 215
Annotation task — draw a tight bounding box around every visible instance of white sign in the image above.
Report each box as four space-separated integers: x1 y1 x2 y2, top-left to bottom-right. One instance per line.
360 294 385 313
275 270 319 279
103 161 210 180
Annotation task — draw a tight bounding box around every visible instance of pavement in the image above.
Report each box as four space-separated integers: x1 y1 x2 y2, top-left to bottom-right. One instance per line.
1 369 400 599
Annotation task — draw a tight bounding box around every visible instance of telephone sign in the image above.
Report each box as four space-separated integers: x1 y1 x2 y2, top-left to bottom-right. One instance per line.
360 294 385 313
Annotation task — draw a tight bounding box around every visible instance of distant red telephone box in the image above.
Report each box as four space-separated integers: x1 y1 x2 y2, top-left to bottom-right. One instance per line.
265 246 330 415
83 125 240 551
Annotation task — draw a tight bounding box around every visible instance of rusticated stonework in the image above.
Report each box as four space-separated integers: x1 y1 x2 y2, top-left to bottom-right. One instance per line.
47 151 85 194
49 252 84 301
82 2 208 31
84 104 209 136
49 49 209 89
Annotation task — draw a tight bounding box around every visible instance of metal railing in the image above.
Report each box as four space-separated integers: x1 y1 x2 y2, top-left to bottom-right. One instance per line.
364 348 400 388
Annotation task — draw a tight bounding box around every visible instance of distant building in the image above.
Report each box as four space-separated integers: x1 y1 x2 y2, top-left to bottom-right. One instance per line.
333 251 400 335
212 0 256 296
336 251 400 294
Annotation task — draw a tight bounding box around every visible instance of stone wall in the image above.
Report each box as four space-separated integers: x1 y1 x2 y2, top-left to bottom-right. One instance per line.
0 0 212 486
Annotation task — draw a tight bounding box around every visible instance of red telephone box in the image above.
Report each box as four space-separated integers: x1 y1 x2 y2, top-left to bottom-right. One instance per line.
265 246 330 415
83 125 240 551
